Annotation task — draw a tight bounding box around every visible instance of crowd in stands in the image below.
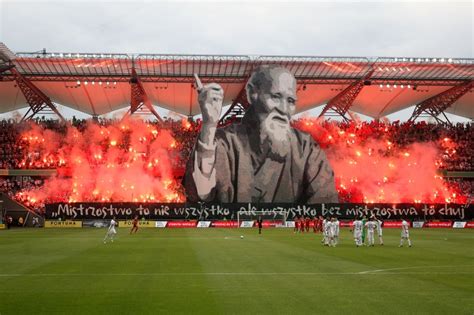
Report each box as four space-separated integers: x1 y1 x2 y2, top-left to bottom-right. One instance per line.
293 119 474 171
0 176 46 213
0 117 472 212
1 118 473 171
0 117 201 171
385 120 473 171
0 120 23 169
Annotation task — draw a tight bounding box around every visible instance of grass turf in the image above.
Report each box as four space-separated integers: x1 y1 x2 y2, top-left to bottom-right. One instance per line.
0 227 472 314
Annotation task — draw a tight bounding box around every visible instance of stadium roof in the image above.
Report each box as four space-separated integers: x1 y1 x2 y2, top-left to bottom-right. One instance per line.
0 46 473 119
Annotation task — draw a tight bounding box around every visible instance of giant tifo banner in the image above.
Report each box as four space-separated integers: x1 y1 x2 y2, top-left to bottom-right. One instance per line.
45 203 473 220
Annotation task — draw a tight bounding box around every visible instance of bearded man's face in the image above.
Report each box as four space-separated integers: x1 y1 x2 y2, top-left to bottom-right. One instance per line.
253 70 297 159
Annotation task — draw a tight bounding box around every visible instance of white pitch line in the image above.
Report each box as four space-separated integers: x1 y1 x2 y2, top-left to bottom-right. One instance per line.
0 271 472 277
358 265 474 274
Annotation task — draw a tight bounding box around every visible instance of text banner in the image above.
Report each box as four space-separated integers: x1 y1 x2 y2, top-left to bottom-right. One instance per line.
45 203 473 221
44 220 82 228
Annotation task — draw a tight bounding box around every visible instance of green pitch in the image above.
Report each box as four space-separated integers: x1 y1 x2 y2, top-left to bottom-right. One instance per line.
0 228 473 314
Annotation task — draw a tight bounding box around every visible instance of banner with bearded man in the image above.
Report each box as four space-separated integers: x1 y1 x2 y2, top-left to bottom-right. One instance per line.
184 65 338 203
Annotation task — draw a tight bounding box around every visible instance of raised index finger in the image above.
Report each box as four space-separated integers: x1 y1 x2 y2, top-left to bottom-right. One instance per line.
194 73 203 91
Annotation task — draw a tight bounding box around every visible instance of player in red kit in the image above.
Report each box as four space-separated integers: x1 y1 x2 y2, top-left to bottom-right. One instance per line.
294 216 300 233
305 216 310 232
313 216 319 233
317 215 324 233
130 215 139 234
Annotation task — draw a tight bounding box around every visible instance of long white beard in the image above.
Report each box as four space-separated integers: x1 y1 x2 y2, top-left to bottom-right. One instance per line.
259 117 291 160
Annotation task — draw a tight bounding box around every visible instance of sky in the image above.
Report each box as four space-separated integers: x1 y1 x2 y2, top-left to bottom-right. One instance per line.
0 0 472 121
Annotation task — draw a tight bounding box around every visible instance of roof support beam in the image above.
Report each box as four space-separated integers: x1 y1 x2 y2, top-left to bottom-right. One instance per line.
123 69 163 122
218 84 250 128
408 80 473 126
9 68 65 122
318 70 374 121
1 73 469 87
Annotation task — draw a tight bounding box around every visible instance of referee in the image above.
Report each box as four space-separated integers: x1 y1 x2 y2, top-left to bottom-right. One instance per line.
257 216 263 234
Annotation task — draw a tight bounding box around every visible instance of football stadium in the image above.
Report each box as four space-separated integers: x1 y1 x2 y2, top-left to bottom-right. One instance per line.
0 3 473 314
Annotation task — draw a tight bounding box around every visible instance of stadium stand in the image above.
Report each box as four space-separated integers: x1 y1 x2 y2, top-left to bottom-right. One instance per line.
0 118 472 213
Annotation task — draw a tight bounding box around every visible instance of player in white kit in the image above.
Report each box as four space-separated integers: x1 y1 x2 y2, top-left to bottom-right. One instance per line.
103 217 117 244
328 217 337 247
376 217 384 245
333 217 340 245
321 217 329 245
399 219 412 247
364 218 377 247
324 217 333 246
352 218 363 247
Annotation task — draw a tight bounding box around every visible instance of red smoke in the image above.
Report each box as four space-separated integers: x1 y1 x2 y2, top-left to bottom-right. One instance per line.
294 118 466 204
17 118 183 206
16 117 467 207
